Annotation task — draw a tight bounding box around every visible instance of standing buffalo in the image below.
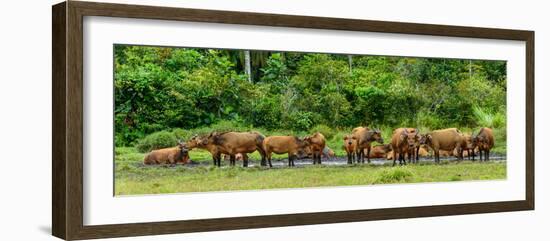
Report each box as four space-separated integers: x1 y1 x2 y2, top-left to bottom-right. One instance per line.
420 128 462 163
186 133 222 166
186 131 266 167
143 141 189 165
472 127 494 161
303 132 326 165
352 127 384 164
263 136 310 167
458 133 476 160
391 128 419 166
343 134 357 164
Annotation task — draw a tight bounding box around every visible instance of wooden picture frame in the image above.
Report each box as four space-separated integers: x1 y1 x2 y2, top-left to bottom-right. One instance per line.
52 1 534 240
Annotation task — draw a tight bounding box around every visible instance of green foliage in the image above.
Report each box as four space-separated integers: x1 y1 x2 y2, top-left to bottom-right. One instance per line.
309 124 337 140
114 45 507 146
472 106 506 128
136 131 177 153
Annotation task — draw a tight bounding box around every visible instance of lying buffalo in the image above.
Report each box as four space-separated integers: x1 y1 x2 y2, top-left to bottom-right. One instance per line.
472 127 494 161
186 131 266 167
386 144 429 160
352 127 384 164
343 134 357 164
263 136 310 167
366 144 392 159
303 132 326 165
420 128 462 163
306 146 335 160
391 128 419 166
143 141 189 165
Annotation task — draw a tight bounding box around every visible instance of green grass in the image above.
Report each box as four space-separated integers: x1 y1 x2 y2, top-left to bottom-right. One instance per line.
115 146 506 195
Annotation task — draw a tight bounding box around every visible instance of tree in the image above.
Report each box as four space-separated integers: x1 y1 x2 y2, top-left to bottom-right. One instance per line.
244 50 252 83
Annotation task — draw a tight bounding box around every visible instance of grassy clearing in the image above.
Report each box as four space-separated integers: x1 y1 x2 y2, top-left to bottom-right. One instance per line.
115 158 506 195
117 125 506 164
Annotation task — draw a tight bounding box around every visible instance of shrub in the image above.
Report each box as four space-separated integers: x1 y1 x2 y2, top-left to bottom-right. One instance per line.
473 106 506 128
209 120 247 132
172 128 192 141
136 131 177 153
309 124 337 140
285 111 314 131
374 167 414 184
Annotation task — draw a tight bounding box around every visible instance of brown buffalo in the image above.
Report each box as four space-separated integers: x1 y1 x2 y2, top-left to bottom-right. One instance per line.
420 128 462 163
343 134 357 164
323 147 335 159
458 133 476 160
391 128 419 166
263 136 310 167
387 145 429 160
186 131 266 167
304 132 326 165
352 127 384 164
304 146 336 159
472 127 494 161
143 141 189 165
418 145 431 157
186 133 223 166
223 153 248 162
366 144 392 158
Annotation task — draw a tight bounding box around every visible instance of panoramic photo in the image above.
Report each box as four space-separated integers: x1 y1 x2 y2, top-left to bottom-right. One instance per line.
113 44 507 195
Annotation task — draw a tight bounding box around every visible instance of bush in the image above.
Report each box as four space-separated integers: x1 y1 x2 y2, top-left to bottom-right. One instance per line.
285 111 314 131
136 131 177 153
309 124 337 140
374 167 414 184
473 106 506 128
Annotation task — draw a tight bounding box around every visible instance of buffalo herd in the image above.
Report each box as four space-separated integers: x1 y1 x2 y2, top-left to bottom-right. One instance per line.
143 127 495 167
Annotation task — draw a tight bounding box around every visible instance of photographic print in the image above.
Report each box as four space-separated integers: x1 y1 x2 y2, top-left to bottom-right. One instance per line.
114 45 507 195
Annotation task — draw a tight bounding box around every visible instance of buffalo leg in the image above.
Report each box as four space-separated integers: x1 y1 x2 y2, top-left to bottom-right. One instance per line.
266 152 272 168
243 155 248 167
485 149 490 162
288 154 292 167
416 146 420 163
392 152 397 166
230 155 235 166
347 152 352 164
480 149 484 161
366 147 371 164
257 148 267 167
318 152 322 164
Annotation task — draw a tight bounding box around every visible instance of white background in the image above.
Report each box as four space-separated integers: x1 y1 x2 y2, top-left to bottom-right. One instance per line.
84 16 526 225
0 0 547 240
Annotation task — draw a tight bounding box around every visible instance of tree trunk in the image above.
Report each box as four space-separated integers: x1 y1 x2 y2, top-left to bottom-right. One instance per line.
244 50 252 83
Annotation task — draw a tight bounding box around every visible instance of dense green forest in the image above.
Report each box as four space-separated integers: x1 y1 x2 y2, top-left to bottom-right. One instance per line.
114 45 506 147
